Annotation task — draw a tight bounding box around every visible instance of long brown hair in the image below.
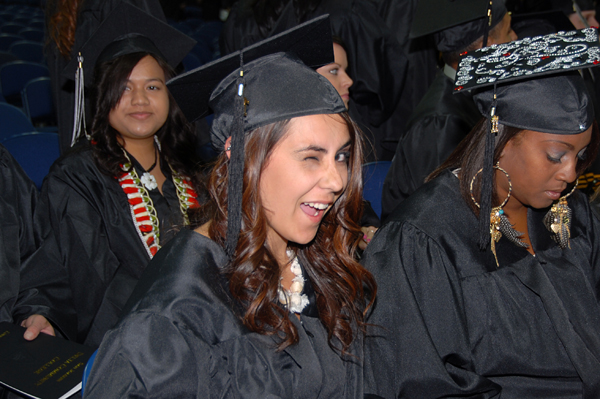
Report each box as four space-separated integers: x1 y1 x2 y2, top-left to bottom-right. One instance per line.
428 118 600 215
195 112 376 352
47 0 82 57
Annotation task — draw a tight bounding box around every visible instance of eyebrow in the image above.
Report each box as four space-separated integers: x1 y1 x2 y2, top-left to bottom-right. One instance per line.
543 140 575 150
295 139 352 154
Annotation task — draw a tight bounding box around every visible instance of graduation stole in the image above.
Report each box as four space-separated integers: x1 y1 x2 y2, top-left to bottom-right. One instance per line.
117 160 199 258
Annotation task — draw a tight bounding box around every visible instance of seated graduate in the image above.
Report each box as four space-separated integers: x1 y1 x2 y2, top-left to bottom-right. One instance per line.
20 3 204 348
363 29 600 398
83 16 376 398
381 0 517 221
316 36 379 248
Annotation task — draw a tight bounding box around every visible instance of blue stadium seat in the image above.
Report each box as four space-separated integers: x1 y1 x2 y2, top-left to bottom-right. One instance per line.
362 161 392 219
1 132 60 189
0 61 49 106
9 40 44 63
0 33 23 51
0 102 34 141
22 77 56 127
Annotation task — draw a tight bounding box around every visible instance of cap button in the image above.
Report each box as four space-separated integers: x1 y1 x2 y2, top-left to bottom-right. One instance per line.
580 123 586 131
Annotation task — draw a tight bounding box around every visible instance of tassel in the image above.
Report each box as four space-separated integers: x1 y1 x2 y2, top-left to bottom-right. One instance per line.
71 53 89 146
225 51 247 258
478 89 497 251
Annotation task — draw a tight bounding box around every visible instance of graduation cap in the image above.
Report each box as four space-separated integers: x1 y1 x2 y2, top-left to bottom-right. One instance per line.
64 2 196 145
410 0 507 52
167 15 346 257
510 10 575 38
454 28 600 259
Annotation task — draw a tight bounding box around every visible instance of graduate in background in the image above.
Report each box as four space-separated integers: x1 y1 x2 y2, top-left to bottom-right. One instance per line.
21 4 204 348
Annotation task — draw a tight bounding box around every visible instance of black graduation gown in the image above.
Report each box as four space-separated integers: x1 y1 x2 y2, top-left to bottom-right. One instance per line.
83 229 365 399
0 145 38 324
45 0 166 154
363 170 600 398
380 70 481 221
28 144 188 348
220 0 408 160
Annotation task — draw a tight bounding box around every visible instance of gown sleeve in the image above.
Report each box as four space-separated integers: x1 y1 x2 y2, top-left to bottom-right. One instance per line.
362 221 501 398
18 159 123 342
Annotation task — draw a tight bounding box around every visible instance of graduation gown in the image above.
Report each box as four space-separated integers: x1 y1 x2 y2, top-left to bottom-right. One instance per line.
28 144 189 347
83 229 365 399
363 170 600 398
381 69 481 221
0 145 38 324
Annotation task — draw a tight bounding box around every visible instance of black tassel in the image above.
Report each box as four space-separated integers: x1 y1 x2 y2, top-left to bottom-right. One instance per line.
225 52 247 258
478 89 497 251
482 0 493 47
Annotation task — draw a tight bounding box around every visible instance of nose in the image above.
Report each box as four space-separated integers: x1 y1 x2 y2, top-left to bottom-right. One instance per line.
556 158 578 184
131 87 149 105
321 159 345 194
341 71 353 89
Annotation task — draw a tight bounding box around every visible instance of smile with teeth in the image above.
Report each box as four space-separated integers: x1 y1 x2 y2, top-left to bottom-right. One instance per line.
303 202 329 216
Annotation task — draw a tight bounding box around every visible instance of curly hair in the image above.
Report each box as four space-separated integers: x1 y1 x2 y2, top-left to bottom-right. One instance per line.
193 112 376 353
46 0 82 57
88 52 201 188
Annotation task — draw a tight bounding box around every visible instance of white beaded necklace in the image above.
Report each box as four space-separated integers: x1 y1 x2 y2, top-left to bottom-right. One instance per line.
278 250 309 314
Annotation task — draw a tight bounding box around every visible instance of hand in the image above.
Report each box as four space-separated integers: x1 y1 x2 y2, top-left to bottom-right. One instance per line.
21 315 55 341
359 226 378 250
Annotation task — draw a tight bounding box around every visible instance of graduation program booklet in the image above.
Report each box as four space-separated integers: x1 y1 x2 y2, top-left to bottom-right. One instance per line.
0 322 95 399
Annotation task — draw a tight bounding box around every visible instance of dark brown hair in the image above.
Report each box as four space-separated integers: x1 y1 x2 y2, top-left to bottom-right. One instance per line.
195 112 376 352
428 118 600 215
88 52 201 188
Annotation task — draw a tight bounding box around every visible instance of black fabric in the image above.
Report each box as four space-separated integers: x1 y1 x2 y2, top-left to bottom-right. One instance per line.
220 0 408 159
381 70 481 221
0 145 38 325
83 229 365 398
61 2 195 87
26 144 187 348
364 170 600 398
474 72 595 135
45 0 167 154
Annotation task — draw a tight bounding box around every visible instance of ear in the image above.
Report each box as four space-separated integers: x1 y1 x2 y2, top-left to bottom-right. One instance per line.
224 136 232 160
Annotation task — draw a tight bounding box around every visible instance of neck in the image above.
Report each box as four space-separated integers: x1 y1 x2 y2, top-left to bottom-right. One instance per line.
266 232 289 270
119 136 157 170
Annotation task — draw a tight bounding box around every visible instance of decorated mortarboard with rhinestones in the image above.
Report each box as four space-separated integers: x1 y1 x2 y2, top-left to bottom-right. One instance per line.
454 28 600 92
409 0 507 52
453 28 600 257
167 15 346 257
63 2 196 147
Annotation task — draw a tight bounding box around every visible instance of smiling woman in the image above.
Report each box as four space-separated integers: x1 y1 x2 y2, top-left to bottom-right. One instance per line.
83 17 376 399
18 4 205 348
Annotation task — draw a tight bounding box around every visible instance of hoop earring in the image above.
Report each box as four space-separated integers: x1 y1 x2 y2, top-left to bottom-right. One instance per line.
543 184 576 249
470 162 528 267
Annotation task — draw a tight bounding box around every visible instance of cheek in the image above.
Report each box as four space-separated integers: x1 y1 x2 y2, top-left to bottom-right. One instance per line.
155 95 170 124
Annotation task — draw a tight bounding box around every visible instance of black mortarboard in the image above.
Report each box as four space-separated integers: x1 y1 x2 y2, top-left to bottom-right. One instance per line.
454 28 600 253
63 2 196 87
167 15 346 257
410 0 507 52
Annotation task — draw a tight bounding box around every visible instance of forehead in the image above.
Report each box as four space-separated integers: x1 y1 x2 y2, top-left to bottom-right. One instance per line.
515 128 593 148
284 114 350 146
128 55 165 80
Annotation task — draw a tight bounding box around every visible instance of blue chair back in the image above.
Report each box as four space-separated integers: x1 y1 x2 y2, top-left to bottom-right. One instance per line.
0 22 25 34
9 40 44 63
1 132 60 189
0 61 49 106
0 102 34 141
22 77 55 126
81 349 98 396
18 28 43 42
0 50 18 66
0 33 22 51
362 161 392 219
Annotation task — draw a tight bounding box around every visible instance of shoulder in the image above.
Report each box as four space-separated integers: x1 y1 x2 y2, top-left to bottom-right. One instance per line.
122 230 240 337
